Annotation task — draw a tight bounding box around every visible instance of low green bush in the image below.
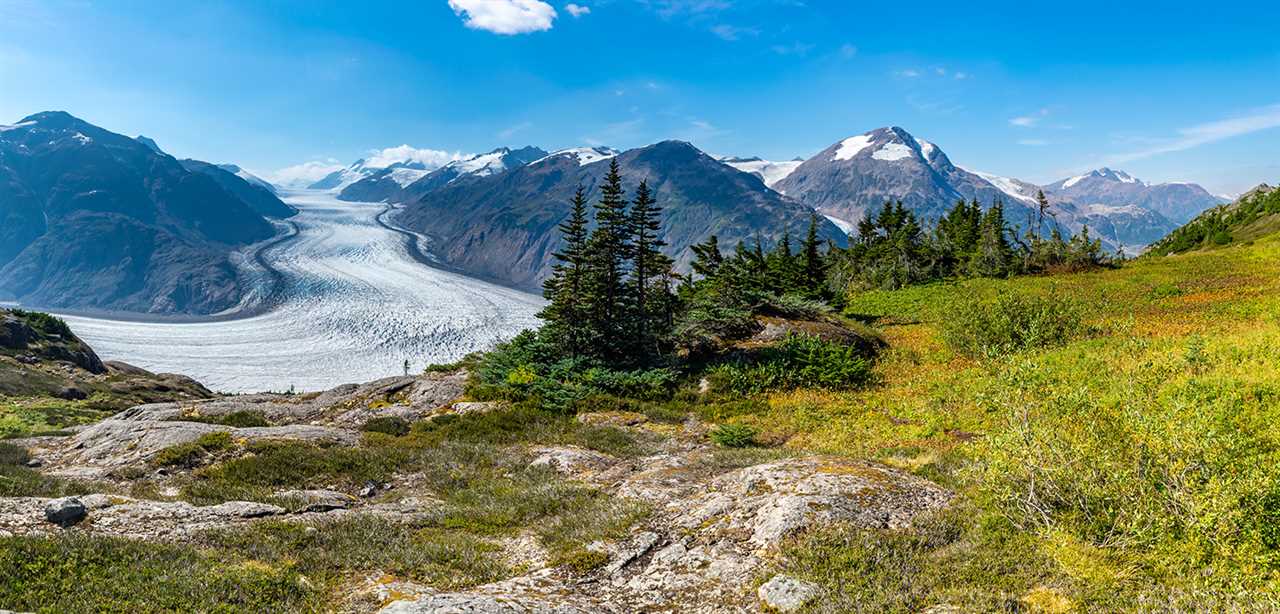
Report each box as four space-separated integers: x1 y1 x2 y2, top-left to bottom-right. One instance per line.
940 291 1084 358
152 431 234 468
362 416 411 437
709 423 758 448
706 333 874 395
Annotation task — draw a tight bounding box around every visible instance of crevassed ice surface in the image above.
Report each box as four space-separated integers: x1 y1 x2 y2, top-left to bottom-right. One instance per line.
59 190 544 393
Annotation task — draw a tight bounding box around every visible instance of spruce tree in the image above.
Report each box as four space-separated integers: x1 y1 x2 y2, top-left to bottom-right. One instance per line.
801 214 826 298
627 180 673 357
584 159 632 362
689 235 723 279
539 186 592 358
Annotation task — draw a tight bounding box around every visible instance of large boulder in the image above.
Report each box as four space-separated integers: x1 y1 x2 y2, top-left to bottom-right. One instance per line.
43 496 87 527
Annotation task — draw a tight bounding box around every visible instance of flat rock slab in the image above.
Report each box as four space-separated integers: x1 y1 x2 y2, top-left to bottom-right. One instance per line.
40 419 356 477
675 456 954 548
0 496 286 539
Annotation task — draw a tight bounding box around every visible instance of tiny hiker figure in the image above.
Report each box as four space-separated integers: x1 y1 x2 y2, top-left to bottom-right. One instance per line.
403 359 410 376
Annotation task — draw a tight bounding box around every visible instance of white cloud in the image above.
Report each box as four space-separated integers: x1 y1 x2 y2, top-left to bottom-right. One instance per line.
1104 104 1280 164
1010 108 1049 127
363 145 463 169
267 159 345 188
448 0 557 35
1018 139 1050 146
771 41 815 56
710 23 757 40
498 121 533 139
565 3 590 17
896 69 920 78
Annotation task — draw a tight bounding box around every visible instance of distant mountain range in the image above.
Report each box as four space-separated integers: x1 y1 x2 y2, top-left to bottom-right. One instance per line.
338 146 549 204
0 110 1234 314
747 127 1226 254
0 112 293 314
391 141 846 290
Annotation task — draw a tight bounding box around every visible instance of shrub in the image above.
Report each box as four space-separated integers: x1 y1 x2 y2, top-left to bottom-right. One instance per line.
152 432 234 468
709 423 758 448
706 333 874 395
761 293 832 320
362 416 410 437
0 442 29 466
941 291 1084 358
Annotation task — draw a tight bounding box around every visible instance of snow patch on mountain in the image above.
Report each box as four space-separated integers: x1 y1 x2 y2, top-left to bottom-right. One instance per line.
823 214 858 236
871 142 914 162
450 150 509 177
534 146 619 167
389 168 431 187
0 121 35 132
832 134 874 161
916 138 936 157
721 157 803 187
1062 174 1089 189
967 169 1038 204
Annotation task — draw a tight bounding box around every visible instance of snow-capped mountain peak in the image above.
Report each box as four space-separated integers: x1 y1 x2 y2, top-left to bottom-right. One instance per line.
533 146 620 167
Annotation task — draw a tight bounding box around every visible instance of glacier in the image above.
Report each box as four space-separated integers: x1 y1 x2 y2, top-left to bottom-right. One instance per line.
56 190 544 393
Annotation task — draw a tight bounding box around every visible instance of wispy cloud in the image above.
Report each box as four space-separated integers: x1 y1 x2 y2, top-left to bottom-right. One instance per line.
710 23 757 40
582 117 645 147
1103 104 1280 164
565 3 590 17
1009 108 1049 127
448 0 557 35
771 41 815 56
644 0 732 19
1018 139 1050 146
895 69 921 78
498 121 533 139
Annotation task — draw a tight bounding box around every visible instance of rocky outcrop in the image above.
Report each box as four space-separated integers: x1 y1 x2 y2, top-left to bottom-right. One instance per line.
382 453 953 613
757 575 820 612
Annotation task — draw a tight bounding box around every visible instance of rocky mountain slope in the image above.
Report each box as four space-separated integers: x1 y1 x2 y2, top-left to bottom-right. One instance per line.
1045 167 1225 224
775 127 1046 229
0 112 290 315
773 127 1210 252
1148 183 1280 255
393 141 847 290
339 146 547 203
179 159 295 218
0 308 208 402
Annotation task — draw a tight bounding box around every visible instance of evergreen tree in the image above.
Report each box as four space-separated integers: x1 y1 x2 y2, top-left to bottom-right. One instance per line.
583 159 632 361
968 200 1016 277
539 186 593 358
689 235 724 280
627 180 673 357
801 214 827 298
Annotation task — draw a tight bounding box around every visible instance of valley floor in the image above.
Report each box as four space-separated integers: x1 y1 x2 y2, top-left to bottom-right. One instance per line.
54 190 543 393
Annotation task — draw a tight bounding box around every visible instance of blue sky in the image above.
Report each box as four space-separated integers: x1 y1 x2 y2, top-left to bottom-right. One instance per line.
1 0 1277 194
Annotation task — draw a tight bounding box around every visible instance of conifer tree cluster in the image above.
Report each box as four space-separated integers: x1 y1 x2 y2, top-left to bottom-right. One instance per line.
539 159 677 366
830 194 1108 292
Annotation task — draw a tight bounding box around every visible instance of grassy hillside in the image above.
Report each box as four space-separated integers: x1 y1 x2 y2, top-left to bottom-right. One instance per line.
1148 183 1280 255
735 229 1280 610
